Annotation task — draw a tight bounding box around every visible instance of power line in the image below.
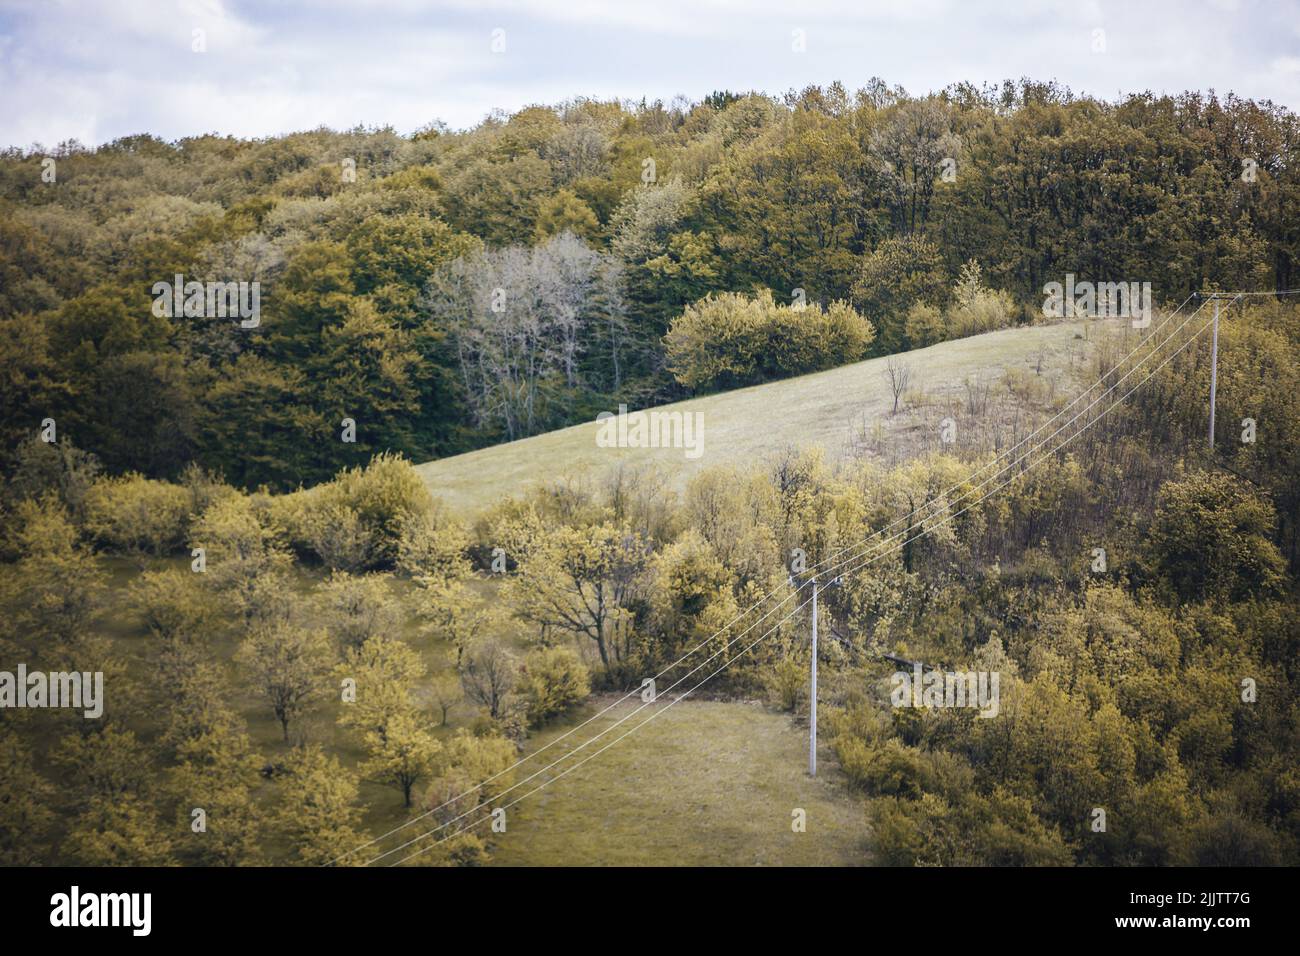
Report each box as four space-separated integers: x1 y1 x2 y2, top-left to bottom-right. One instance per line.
806 296 1226 584
385 595 816 866
366 594 815 866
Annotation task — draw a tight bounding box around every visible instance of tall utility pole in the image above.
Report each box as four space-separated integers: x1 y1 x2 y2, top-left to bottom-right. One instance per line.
809 580 818 777
789 573 838 777
1206 299 1216 447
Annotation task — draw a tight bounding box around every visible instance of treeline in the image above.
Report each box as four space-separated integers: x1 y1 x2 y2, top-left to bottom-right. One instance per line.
2 79 1296 489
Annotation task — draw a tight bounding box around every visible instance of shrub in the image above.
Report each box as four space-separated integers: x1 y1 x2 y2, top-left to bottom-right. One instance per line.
840 738 932 798
396 502 471 584
320 571 400 651
128 568 218 641
903 301 945 348
318 452 433 566
83 473 191 558
305 500 379 572
664 290 874 391
188 493 292 615
283 453 436 570
1144 471 1285 603
947 287 1016 338
765 655 806 712
945 259 1016 338
517 645 591 726
5 435 101 520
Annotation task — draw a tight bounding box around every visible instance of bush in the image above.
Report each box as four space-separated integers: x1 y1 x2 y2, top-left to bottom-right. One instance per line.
899 261 1017 349
903 301 945 348
320 571 400 651
321 452 433 564
4 435 101 520
766 655 806 712
664 290 874 391
396 502 471 584
304 499 379 572
1144 471 1285 603
283 452 436 570
83 473 191 558
127 568 218 641
946 260 1016 338
871 789 1072 866
840 738 932 798
946 287 1016 338
188 493 292 611
517 645 591 726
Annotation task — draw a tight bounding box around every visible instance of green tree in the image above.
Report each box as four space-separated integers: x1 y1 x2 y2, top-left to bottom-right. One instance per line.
509 523 648 670
1144 471 1286 603
62 795 177 867
851 233 949 353
336 634 425 741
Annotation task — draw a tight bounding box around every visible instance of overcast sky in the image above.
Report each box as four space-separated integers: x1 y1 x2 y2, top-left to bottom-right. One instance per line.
2 0 1298 149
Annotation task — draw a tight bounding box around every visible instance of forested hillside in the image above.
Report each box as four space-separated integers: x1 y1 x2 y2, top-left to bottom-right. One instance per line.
2 79 1299 869
2 79 1296 490
2 296 1297 867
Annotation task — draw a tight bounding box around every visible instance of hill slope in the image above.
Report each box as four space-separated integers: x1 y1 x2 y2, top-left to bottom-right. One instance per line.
417 320 1099 515
484 697 869 866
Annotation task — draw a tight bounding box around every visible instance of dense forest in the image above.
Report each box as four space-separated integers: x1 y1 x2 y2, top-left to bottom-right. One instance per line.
1 79 1296 490
1 80 1298 867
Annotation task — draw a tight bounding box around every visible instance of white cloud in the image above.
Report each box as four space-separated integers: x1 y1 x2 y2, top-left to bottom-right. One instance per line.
0 0 1295 148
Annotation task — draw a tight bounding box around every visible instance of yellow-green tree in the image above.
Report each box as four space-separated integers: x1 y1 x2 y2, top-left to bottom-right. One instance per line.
359 710 441 808
273 745 368 866
509 523 648 670
236 621 333 741
336 634 424 742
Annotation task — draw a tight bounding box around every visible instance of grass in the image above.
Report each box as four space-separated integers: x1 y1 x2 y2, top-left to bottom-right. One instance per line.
485 696 870 866
417 319 1100 516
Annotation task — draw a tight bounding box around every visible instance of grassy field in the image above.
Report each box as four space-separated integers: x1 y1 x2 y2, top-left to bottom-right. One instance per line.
417 319 1101 516
486 696 869 866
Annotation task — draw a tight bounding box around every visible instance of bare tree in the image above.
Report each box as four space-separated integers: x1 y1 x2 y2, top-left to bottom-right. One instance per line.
884 358 911 414
424 232 628 441
429 671 462 726
868 98 962 234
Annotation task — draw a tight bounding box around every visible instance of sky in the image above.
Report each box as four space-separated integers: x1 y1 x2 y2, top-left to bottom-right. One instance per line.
1 0 1298 149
